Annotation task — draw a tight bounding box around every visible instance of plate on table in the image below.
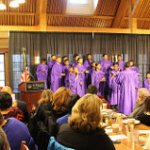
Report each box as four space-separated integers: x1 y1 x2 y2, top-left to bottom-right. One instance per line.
122 119 140 124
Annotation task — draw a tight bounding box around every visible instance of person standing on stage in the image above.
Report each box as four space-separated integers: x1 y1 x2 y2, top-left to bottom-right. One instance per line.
144 72 150 93
84 53 93 86
36 58 48 88
76 57 86 96
100 54 112 73
69 67 81 96
116 62 139 115
62 59 70 86
129 60 140 73
91 61 96 85
72 54 79 67
109 63 120 109
92 63 105 96
47 55 57 88
51 57 64 92
62 56 68 66
117 55 125 71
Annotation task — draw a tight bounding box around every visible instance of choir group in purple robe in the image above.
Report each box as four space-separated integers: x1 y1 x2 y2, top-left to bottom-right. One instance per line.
36 53 149 116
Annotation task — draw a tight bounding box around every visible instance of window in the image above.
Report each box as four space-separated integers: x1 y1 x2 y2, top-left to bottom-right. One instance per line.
0 54 5 86
12 54 30 92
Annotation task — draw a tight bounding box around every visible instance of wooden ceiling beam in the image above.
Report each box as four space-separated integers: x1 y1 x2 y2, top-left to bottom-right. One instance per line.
0 25 149 34
131 0 144 17
36 0 48 30
94 0 102 15
47 14 114 20
112 0 129 28
0 12 35 16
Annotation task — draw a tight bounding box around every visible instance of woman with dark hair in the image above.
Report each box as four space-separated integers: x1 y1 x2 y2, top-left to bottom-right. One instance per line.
0 92 25 122
56 94 80 125
137 96 150 126
56 94 115 150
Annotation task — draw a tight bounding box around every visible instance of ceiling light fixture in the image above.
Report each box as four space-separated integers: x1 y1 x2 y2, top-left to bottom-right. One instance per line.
0 1 6 10
9 0 19 8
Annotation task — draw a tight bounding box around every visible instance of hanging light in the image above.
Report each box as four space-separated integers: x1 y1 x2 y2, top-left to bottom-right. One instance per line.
15 0 25 4
9 0 19 8
0 1 6 10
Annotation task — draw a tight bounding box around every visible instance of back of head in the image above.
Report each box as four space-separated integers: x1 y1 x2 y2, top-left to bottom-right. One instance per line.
138 88 150 101
53 87 72 112
1 86 12 96
125 61 130 68
87 85 98 94
38 89 53 105
144 96 150 112
69 94 102 133
0 92 12 111
67 94 80 114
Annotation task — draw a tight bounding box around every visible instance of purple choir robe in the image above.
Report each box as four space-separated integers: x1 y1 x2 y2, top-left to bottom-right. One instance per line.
116 69 139 115
109 70 120 105
92 70 105 96
131 66 140 73
36 64 48 88
76 64 86 96
72 61 78 67
118 60 125 70
84 60 93 86
100 59 112 73
62 65 69 87
48 60 56 70
69 73 82 96
144 79 150 93
51 62 63 92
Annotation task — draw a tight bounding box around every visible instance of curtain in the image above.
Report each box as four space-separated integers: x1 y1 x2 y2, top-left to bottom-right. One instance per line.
9 32 150 91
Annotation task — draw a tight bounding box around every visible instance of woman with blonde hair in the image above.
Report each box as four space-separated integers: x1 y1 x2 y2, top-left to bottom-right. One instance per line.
56 94 115 150
129 88 150 118
38 89 53 105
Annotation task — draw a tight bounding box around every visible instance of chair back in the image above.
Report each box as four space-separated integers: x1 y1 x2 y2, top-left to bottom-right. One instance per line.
47 136 74 150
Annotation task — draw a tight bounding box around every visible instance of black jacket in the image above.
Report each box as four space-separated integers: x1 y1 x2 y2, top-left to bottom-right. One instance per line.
57 124 115 150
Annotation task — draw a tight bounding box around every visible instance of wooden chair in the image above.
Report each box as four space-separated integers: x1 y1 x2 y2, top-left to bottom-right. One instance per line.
20 141 29 150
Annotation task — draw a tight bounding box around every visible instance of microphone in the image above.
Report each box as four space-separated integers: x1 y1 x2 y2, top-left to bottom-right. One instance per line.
29 72 35 81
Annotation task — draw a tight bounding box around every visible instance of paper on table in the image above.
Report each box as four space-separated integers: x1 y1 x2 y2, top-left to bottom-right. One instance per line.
139 130 150 134
109 134 127 141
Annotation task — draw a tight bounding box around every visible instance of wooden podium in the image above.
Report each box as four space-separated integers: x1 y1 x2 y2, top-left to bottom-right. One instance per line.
18 81 45 112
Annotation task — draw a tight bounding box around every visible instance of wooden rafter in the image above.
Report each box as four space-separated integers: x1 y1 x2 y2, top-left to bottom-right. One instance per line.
112 0 129 28
131 0 144 17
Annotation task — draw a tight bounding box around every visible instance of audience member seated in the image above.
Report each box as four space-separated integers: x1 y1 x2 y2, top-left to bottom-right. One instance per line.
52 87 72 119
35 89 54 122
1 86 29 123
87 84 109 108
56 94 80 126
0 112 36 150
137 96 150 126
0 127 10 150
55 94 115 150
0 92 25 122
29 87 71 150
129 88 150 119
